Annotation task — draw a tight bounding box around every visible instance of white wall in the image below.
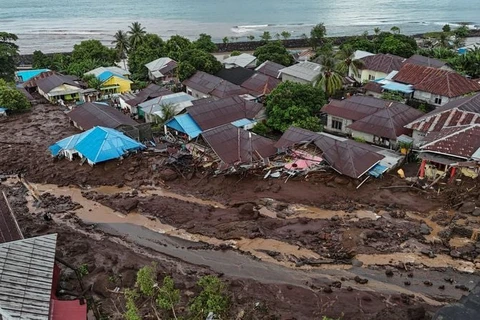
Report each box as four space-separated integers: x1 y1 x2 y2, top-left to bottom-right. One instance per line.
325 115 352 135
412 130 427 147
413 91 451 106
351 130 375 143
352 69 388 83
281 74 313 85
186 86 210 99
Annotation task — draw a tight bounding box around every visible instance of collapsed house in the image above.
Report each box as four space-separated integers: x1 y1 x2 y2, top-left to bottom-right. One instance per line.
49 126 145 165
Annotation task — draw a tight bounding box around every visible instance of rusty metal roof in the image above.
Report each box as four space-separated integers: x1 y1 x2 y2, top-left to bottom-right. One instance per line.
347 102 423 140
363 81 384 94
201 124 276 165
360 54 405 74
216 67 255 85
36 74 82 94
420 124 480 159
241 73 281 96
274 126 321 150
0 192 23 244
22 70 59 89
405 54 448 69
67 102 138 130
255 60 285 79
405 93 480 133
322 95 390 121
125 84 172 106
187 96 263 130
393 63 480 98
183 71 247 98
314 135 384 179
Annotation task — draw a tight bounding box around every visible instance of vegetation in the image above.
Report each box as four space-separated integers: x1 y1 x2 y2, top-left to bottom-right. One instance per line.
260 31 272 42
194 33 217 53
449 46 480 78
254 40 294 66
265 81 326 132
77 263 89 278
281 31 291 40
0 79 30 112
315 55 343 97
0 32 19 82
230 50 242 56
177 48 222 81
310 23 326 50
335 44 364 77
128 21 147 50
128 33 166 79
381 91 405 102
189 275 229 319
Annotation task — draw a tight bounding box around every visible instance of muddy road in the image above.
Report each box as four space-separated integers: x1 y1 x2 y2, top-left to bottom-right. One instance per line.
2 103 480 319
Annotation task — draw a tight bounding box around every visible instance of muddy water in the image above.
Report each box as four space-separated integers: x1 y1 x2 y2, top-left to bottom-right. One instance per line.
291 205 381 221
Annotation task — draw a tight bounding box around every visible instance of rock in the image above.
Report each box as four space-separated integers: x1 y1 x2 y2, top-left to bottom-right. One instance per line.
334 176 350 185
331 281 342 288
404 281 411 286
270 184 281 193
276 212 287 219
92 275 112 298
424 280 433 286
407 305 426 320
323 286 333 293
450 250 461 258
124 173 133 182
460 202 476 214
455 284 469 291
346 286 353 291
420 223 432 235
158 168 178 181
385 269 394 277
117 198 139 213
472 208 480 217
121 270 137 287
274 202 288 211
444 277 454 284
351 259 364 267
238 203 255 216
407 273 414 278
354 276 368 284
439 285 445 290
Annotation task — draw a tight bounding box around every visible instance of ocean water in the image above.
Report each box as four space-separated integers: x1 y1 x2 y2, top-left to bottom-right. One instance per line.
0 0 478 53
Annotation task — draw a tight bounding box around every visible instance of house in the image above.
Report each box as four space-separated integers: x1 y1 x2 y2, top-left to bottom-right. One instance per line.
183 71 248 99
278 61 322 85
392 63 480 106
405 54 453 71
22 70 60 93
15 68 51 82
353 53 405 83
67 101 138 130
119 84 172 114
404 93 480 146
216 67 255 85
50 126 145 165
191 123 276 170
363 71 414 99
241 73 281 97
222 53 257 69
36 74 83 102
417 124 480 180
292 49 316 63
137 92 196 123
255 60 285 79
85 66 132 95
145 57 178 82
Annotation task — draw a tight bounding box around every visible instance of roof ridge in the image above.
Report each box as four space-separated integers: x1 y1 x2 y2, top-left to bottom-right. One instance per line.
422 124 477 148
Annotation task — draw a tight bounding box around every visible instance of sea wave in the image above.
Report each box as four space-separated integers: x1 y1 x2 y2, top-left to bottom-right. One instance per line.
231 22 315 33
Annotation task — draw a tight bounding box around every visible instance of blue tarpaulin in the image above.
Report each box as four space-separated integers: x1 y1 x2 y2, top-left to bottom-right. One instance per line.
16 69 50 82
49 126 145 164
381 82 413 94
368 163 388 178
166 114 202 138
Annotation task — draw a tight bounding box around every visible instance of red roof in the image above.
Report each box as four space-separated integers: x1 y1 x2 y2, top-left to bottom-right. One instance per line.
420 124 480 159
393 63 480 98
360 54 405 74
183 71 247 99
322 95 392 121
241 73 281 96
0 192 23 244
363 81 384 94
50 299 87 320
405 93 480 133
255 60 285 78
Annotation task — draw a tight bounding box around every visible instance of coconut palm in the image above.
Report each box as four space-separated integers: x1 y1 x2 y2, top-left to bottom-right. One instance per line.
315 55 343 97
112 30 129 69
154 103 178 125
335 45 364 77
373 27 381 35
128 22 146 50
390 26 400 34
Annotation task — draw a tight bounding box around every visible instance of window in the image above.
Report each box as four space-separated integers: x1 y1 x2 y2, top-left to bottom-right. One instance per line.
331 118 343 131
368 74 375 81
434 97 443 105
187 89 192 95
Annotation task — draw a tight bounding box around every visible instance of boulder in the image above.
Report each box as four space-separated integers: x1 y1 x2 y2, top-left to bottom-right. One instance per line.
334 176 350 185
472 208 480 217
238 203 255 216
158 168 178 181
460 202 476 214
420 223 432 235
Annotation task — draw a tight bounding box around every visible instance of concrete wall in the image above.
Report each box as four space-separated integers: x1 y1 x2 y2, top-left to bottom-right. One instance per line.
412 130 427 147
186 86 211 99
351 130 397 148
103 76 132 94
281 73 312 85
357 70 387 83
325 115 352 135
413 90 451 106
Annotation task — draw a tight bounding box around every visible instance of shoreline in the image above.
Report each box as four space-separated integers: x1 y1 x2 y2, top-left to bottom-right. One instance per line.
16 29 480 67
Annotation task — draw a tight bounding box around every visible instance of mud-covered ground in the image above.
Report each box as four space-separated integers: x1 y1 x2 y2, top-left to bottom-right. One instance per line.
1 102 480 319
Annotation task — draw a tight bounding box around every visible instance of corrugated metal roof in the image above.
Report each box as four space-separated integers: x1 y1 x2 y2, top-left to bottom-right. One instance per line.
183 71 247 98
0 234 57 320
216 68 255 85
274 126 321 150
50 299 87 320
67 102 138 130
85 66 130 77
241 73 281 96
222 53 257 68
381 82 413 93
279 61 322 82
405 54 447 69
405 93 480 133
322 96 390 121
420 124 480 159
22 71 60 89
231 118 255 127
360 53 405 74
347 101 423 140
201 124 276 165
393 63 480 98
0 192 23 244
187 96 263 130
97 71 130 83
166 114 203 138
138 92 195 115
36 74 81 94
16 69 50 82
255 60 285 79
145 57 176 72
124 84 172 107
49 126 145 164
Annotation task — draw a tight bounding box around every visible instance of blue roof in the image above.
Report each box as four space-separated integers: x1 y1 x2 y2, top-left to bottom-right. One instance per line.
97 71 127 83
368 164 388 178
0 107 7 112
166 114 202 138
16 69 50 82
231 118 255 128
49 126 145 164
381 82 413 94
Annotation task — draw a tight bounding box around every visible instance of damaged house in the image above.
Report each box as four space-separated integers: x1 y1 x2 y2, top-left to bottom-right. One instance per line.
183 71 248 99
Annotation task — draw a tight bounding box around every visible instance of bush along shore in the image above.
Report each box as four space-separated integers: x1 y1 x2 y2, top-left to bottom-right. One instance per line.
16 29 480 66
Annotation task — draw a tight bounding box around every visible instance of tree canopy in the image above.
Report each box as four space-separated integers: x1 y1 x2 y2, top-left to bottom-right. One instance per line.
0 32 19 82
265 81 326 132
71 39 116 65
194 33 217 53
254 40 293 66
128 34 166 79
177 48 222 81
310 23 326 50
0 79 30 112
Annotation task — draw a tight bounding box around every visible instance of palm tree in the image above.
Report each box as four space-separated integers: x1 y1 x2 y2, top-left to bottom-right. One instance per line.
128 22 146 50
112 30 129 69
154 103 178 125
335 45 364 77
315 55 343 97
373 27 381 35
390 26 400 34
281 31 291 41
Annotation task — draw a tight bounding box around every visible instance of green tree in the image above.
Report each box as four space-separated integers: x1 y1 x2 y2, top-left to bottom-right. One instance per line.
390 26 400 34
179 48 222 77
254 40 293 66
177 61 197 81
315 55 343 97
128 33 166 79
71 39 116 67
189 276 229 319
124 289 141 320
230 50 242 56
32 50 53 69
154 103 178 125
292 116 322 132
449 46 480 78
0 32 19 82
455 25 470 38
341 36 375 53
374 27 381 35
281 31 291 41
247 35 255 41
112 30 129 69
438 32 450 48
442 24 451 33
310 23 327 50
0 79 30 111
222 36 229 45
378 34 417 58
50 53 71 72
265 81 326 132
335 45 364 77
165 35 193 61
67 58 102 76
381 91 405 102
136 264 157 297
157 276 180 320
194 33 217 53
128 21 147 50
260 31 272 42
